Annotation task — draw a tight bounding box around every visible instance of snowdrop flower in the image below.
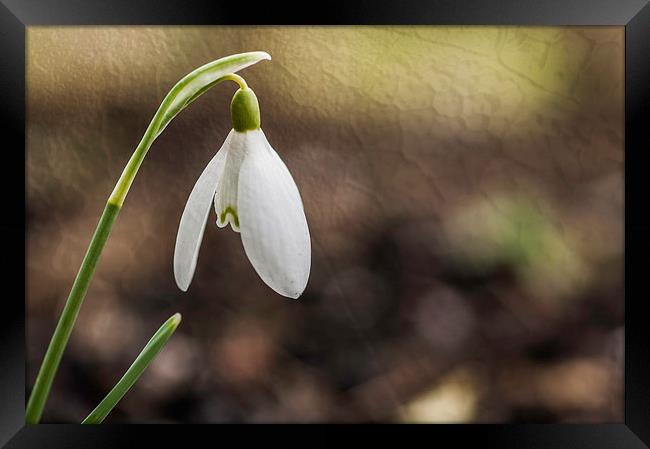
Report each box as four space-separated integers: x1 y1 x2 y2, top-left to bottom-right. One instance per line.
174 76 311 298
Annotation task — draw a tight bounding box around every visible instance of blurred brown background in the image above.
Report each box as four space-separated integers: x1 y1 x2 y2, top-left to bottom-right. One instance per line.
27 26 624 423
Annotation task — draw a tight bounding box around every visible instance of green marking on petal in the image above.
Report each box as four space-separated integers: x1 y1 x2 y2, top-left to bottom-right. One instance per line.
220 206 240 228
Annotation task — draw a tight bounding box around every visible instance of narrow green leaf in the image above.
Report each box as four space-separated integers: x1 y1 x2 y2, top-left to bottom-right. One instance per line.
153 51 271 137
81 313 182 424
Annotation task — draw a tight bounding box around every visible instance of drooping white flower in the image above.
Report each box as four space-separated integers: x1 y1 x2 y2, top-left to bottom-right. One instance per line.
174 85 311 299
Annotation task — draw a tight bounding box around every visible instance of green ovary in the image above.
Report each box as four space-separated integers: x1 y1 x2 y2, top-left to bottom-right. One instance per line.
230 87 261 132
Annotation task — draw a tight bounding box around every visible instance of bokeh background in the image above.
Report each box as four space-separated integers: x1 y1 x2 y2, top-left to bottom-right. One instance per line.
27 27 624 423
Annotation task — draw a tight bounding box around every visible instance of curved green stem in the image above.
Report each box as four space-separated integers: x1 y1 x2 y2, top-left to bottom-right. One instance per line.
26 51 270 424
82 313 181 424
107 73 251 208
218 73 248 89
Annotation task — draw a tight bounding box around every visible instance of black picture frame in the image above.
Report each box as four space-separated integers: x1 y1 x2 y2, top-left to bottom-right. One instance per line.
2 0 649 447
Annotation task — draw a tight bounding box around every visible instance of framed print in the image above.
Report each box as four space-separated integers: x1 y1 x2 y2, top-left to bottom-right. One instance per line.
1 0 649 447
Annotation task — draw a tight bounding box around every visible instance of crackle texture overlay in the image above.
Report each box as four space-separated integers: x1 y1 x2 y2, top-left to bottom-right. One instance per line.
27 27 623 423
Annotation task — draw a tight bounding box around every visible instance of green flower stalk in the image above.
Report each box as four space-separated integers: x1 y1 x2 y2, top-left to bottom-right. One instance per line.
82 313 182 424
26 51 271 424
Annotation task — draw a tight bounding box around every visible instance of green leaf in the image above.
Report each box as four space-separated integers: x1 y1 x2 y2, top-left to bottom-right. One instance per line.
81 313 182 424
153 51 271 137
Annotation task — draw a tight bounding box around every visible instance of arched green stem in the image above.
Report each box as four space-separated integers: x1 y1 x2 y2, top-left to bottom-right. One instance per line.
25 51 270 424
219 73 248 90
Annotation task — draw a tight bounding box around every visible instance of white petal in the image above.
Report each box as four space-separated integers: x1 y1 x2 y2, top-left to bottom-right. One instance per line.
174 131 233 291
214 131 249 233
238 130 311 299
